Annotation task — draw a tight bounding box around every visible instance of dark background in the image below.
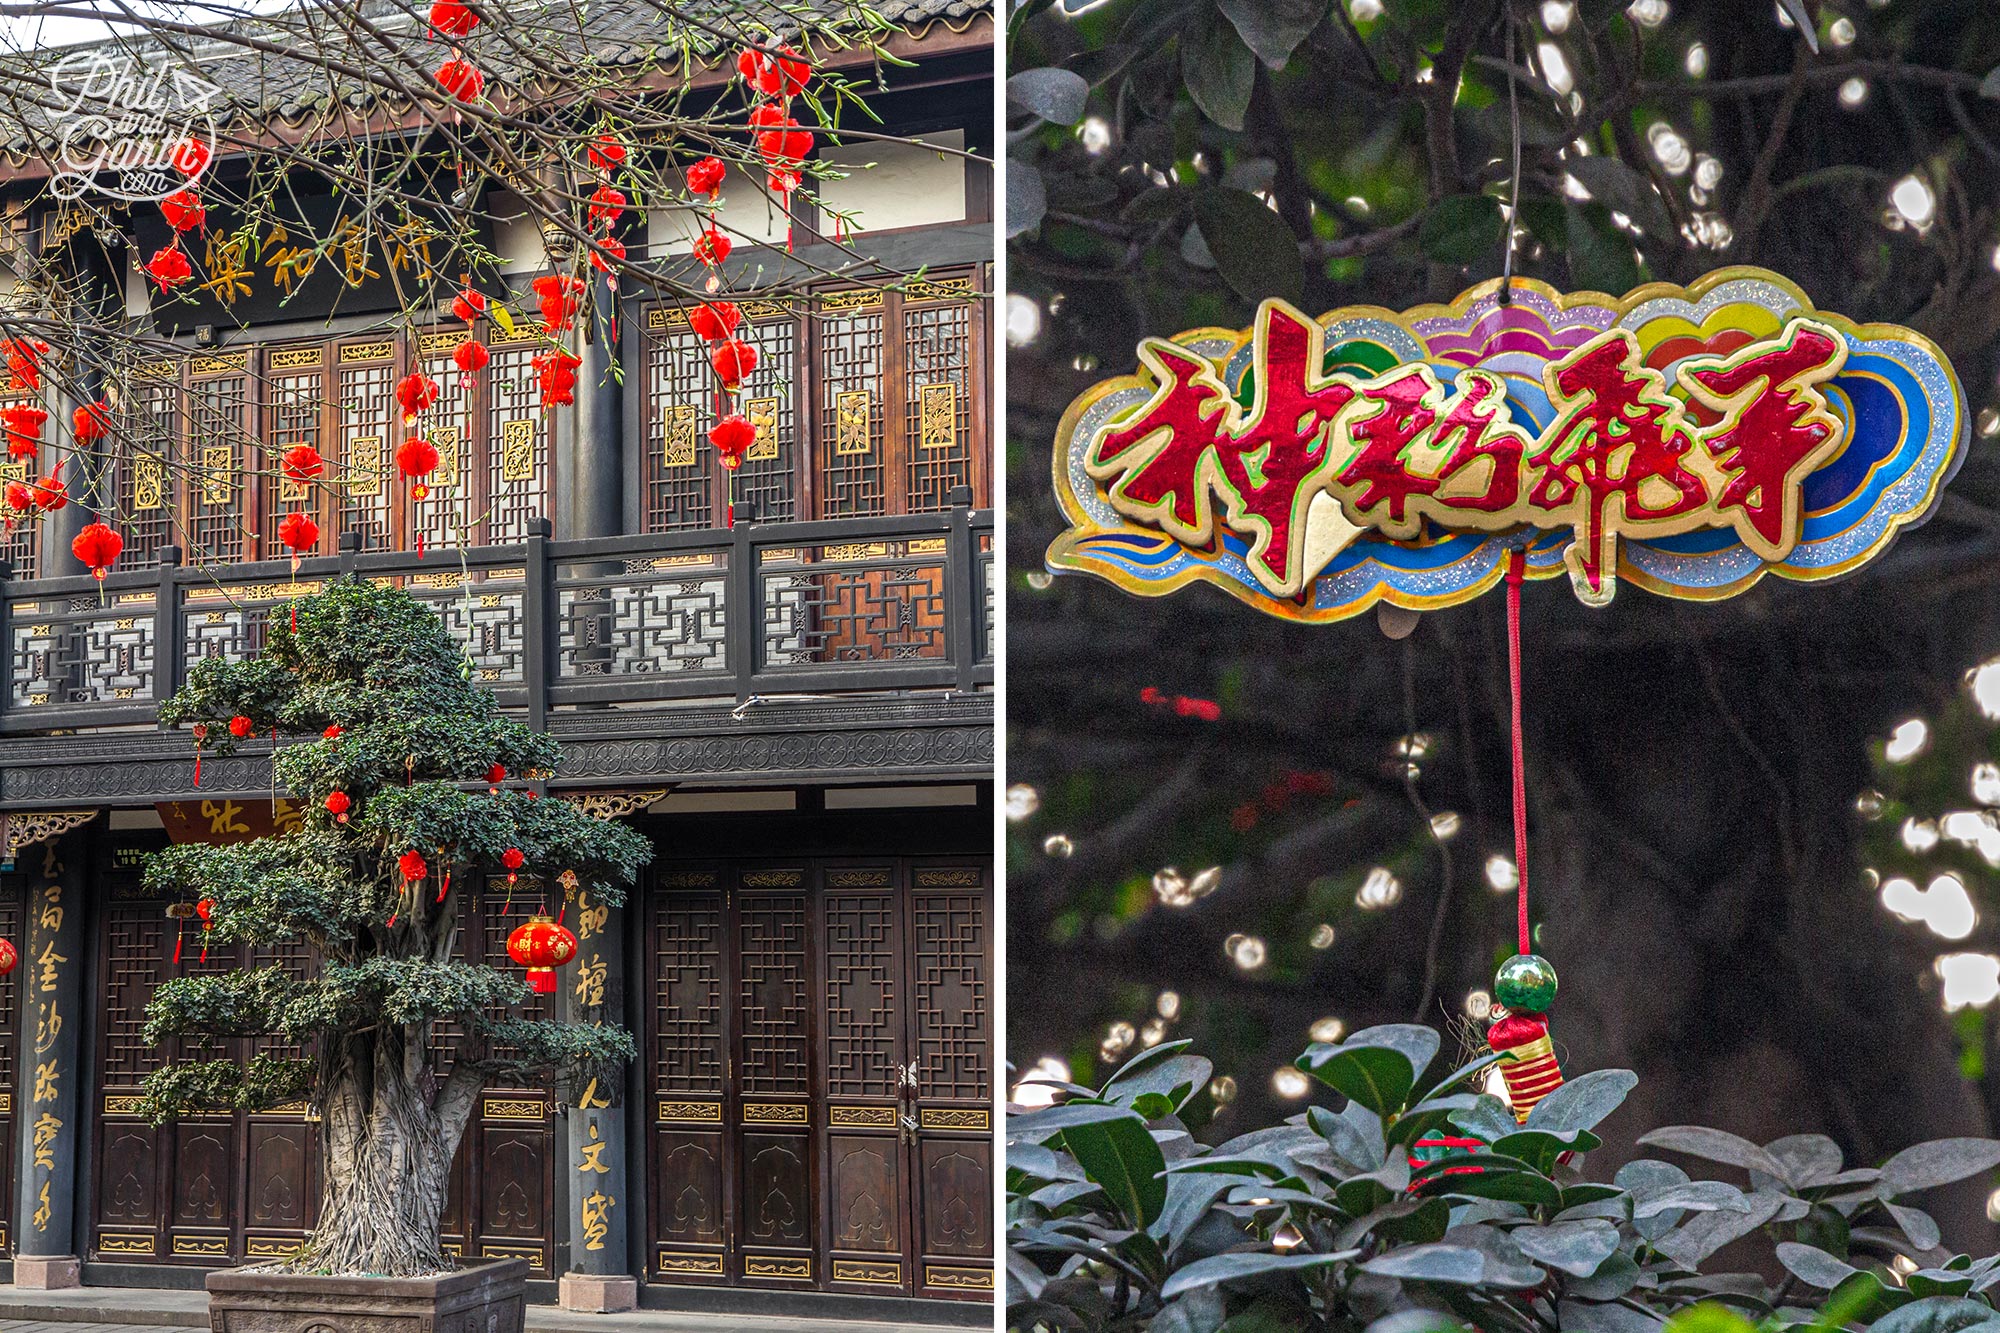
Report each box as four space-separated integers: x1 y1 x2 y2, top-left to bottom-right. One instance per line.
1006 0 2000 1245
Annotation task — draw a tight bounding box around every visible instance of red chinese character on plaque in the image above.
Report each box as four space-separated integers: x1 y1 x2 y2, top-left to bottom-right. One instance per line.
1679 317 1848 560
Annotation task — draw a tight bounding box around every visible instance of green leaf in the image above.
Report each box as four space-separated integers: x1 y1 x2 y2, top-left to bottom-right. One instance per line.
1215 0 1323 68
1776 1241 1859 1290
1299 1026 1439 1116
1561 157 1676 243
1364 1312 1469 1333
1512 1220 1619 1276
1880 1139 2000 1196
1160 1248 1358 1298
1869 1298 2000 1333
1564 202 1638 295
1418 194 1505 266
1636 1126 1789 1179
1183 16 1256 132
1661 1306 1757 1333
1764 1134 1844 1187
1360 1243 1491 1286
1193 188 1302 304
1629 1181 1751 1219
1152 1288 1228 1333
1060 1111 1168 1227
1008 163 1048 239
1008 67 1090 125
1010 1099 1133 1141
1106 1051 1213 1115
1891 1201 1945 1251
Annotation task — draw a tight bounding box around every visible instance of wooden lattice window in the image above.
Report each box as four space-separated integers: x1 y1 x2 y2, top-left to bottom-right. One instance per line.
813 289 888 519
640 307 718 532
333 336 398 552
900 285 979 513
733 303 801 523
413 329 478 550
185 352 252 564
261 342 328 556
115 360 182 568
0 393 40 578
484 334 551 544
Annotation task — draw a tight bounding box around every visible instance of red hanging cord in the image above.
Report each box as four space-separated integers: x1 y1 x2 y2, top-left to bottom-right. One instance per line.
1505 548 1530 956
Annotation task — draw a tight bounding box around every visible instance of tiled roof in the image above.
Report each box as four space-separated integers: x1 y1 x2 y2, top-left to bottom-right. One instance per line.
1 0 990 156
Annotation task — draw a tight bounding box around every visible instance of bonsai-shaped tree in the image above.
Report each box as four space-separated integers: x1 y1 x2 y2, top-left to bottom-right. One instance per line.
137 576 651 1276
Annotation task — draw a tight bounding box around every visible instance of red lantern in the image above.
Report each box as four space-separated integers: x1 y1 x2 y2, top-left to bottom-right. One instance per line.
72 522 122 579
708 339 758 390
399 850 428 882
324 790 350 822
395 373 439 425
147 244 193 289
324 724 343 739
0 339 46 391
72 399 110 443
748 104 787 130
451 286 486 323
534 349 581 407
282 443 325 484
396 437 440 499
487 761 506 790
160 189 205 232
692 228 731 267
502 846 524 885
3 481 31 515
453 339 489 375
591 237 626 289
277 511 318 563
709 414 755 471
228 714 254 738
685 156 726 198
170 137 210 179
588 133 626 172
3 403 45 461
0 938 17 977
767 168 801 198
756 120 813 170
773 47 810 96
31 475 66 511
688 301 740 342
196 897 216 923
430 0 478 36
586 185 626 230
435 58 484 102
506 914 578 994
737 48 782 95
532 274 582 333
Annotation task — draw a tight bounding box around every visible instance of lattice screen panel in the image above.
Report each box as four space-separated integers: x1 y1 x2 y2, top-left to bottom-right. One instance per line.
0 395 40 578
118 365 181 568
485 340 549 543
823 889 898 1099
734 309 798 522
414 332 476 550
736 891 810 1097
901 298 974 513
652 888 724 1093
262 345 326 556
642 313 716 532
911 892 988 1101
185 357 251 564
335 339 397 551
102 904 169 1086
815 294 886 518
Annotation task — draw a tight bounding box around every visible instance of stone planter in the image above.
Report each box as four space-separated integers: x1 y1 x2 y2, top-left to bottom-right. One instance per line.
206 1257 527 1333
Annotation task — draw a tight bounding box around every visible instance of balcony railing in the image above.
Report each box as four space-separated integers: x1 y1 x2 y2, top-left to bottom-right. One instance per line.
0 501 994 736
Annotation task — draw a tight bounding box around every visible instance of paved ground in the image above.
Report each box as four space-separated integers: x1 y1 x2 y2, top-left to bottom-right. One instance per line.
0 1286 971 1333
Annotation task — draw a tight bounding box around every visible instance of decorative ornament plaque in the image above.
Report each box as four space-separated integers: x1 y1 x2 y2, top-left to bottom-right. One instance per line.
1048 268 1965 618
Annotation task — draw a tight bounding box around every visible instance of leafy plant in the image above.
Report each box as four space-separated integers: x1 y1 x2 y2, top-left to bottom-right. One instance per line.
1008 1025 2000 1332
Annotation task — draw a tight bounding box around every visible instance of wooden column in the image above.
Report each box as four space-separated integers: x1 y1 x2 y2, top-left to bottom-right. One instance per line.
559 877 635 1310
12 826 91 1286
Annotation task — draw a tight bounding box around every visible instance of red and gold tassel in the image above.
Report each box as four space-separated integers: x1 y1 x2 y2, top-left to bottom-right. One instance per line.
1487 1007 1564 1122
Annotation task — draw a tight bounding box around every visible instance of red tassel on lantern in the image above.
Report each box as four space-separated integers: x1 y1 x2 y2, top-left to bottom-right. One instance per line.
72 522 122 580
394 374 440 426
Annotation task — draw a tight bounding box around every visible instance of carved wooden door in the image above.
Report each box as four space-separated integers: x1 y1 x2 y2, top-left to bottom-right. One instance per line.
90 844 317 1267
647 857 992 1299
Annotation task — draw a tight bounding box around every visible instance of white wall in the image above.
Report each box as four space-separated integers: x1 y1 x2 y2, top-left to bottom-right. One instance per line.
816 128 967 235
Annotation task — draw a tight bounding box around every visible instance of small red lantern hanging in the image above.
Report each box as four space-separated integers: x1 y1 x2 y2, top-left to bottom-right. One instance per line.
435 58 485 103
708 339 757 391
72 399 110 444
72 521 122 580
688 301 740 343
170 137 210 179
395 373 440 426
1 338 48 392
710 414 755 471
282 443 325 485
396 436 440 498
0 938 17 977
277 511 319 572
3 481 31 518
501 846 524 885
533 349 581 408
451 286 486 323
323 723 343 739
147 244 193 289
588 132 627 172
429 0 479 37
487 762 506 791
586 185 626 230
31 474 66 512
196 896 216 963
590 238 626 291
325 790 351 822
685 156 725 198
399 850 428 883
453 338 489 384
160 189 205 232
506 914 578 994
692 228 731 268
228 714 254 738
3 403 45 461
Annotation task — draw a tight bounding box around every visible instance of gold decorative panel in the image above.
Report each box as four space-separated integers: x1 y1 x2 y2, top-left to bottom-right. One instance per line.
482 1097 545 1120
833 1260 901 1285
268 345 323 370
664 404 697 467
916 868 983 887
192 352 249 374
834 390 872 456
98 1232 156 1255
246 1238 302 1258
742 1102 807 1125
828 869 892 888
746 397 780 462
741 870 803 888
202 446 233 506
500 419 536 482
921 1107 990 1130
829 1105 896 1128
918 382 958 450
134 454 165 510
173 1234 229 1256
103 1094 143 1115
339 339 395 363
657 1099 722 1123
927 1264 994 1290
745 1257 811 1279
420 330 466 356
658 1250 724 1274
430 426 460 492
659 870 718 889
822 288 885 312
347 435 382 495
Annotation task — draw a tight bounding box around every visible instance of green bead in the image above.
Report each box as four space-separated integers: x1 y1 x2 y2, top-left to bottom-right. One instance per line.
1495 954 1558 1013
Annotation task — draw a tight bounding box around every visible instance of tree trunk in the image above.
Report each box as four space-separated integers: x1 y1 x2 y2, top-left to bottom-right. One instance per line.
289 1030 475 1276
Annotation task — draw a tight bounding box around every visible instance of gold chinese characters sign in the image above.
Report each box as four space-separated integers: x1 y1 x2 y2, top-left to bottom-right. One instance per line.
1049 269 1966 619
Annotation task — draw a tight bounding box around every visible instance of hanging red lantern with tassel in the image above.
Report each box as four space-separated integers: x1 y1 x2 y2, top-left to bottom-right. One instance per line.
506 915 577 994
325 790 350 823
277 511 318 571
453 338 489 388
395 373 440 426
228 714 254 739
451 286 486 322
2 481 29 520
396 436 440 499
196 896 216 963
72 399 110 444
0 937 17 977
282 443 324 485
710 414 755 471
429 0 478 37
685 156 726 198
72 521 122 580
708 339 757 391
501 846 524 885
30 474 66 512
486 761 506 790
688 301 740 343
147 244 193 289
160 189 205 233
3 403 45 461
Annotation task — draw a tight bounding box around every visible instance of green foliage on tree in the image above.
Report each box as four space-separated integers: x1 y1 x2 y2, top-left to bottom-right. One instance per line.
1011 1024 2000 1333
139 577 650 1276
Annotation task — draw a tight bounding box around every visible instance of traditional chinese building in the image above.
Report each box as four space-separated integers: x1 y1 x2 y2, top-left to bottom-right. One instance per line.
0 1 993 1320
